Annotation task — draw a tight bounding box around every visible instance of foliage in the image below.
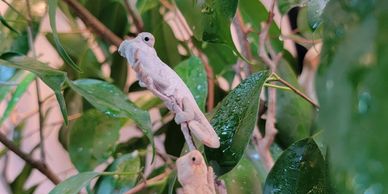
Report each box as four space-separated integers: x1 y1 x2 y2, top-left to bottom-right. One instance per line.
0 0 386 193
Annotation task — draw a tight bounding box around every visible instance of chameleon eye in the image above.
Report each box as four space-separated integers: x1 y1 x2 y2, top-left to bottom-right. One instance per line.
144 37 150 41
191 157 196 162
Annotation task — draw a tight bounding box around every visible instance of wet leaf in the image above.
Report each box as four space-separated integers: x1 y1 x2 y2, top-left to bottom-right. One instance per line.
142 5 182 66
205 71 270 176
0 55 68 124
68 109 124 171
264 138 326 194
275 59 314 148
307 0 329 30
49 172 101 194
48 0 81 72
222 156 263 194
317 1 388 192
174 56 208 111
95 152 141 194
68 79 154 157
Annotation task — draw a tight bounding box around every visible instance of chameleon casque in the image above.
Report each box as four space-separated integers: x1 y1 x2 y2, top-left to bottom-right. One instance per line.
118 32 220 149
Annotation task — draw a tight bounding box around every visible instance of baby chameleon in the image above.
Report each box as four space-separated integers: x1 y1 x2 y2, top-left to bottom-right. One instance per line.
118 32 220 148
176 150 216 194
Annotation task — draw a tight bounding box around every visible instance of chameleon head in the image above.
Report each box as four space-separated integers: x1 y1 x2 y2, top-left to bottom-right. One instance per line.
117 32 155 59
137 32 155 48
176 150 207 185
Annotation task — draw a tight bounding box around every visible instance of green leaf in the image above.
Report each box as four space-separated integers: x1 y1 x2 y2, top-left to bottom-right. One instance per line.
136 0 159 14
176 0 246 60
174 56 208 111
45 33 104 79
317 1 388 192
10 164 37 194
0 15 19 34
307 0 329 30
49 172 101 194
275 59 314 148
48 0 81 72
0 73 35 125
142 5 182 66
95 152 141 194
68 109 124 171
278 0 305 14
222 156 263 194
264 138 326 194
68 79 154 158
205 71 270 176
0 55 68 124
83 0 128 37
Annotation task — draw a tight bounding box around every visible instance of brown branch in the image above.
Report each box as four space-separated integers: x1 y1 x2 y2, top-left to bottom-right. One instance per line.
124 169 171 194
272 74 320 108
0 132 61 184
123 0 143 33
256 0 278 171
62 0 123 46
234 11 253 77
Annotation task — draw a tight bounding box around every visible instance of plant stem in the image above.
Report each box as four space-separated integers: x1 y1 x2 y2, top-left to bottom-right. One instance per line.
124 169 171 194
123 0 143 33
0 132 61 184
62 0 123 46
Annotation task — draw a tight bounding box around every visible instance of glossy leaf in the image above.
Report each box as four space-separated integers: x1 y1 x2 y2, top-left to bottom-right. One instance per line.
95 152 141 194
48 0 81 72
49 172 100 194
142 5 182 66
317 1 388 192
0 73 35 125
205 71 270 176
264 138 326 193
222 156 263 194
68 109 124 171
68 79 154 155
275 59 314 148
307 0 329 30
0 56 68 124
174 56 208 111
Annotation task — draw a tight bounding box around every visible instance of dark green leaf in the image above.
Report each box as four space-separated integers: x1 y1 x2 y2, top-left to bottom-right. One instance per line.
48 0 81 72
0 73 35 125
142 5 182 66
278 0 305 14
49 172 100 194
136 0 159 15
307 0 329 30
68 109 124 171
83 0 128 37
10 164 37 194
0 55 68 124
163 121 185 157
110 52 128 90
317 1 388 192
275 60 314 148
264 138 326 194
0 15 19 34
174 56 208 111
222 156 263 194
205 71 270 176
68 79 154 157
45 33 104 79
95 152 141 194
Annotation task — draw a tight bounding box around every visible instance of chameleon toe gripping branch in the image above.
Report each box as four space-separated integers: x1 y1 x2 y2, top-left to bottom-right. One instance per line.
118 32 220 151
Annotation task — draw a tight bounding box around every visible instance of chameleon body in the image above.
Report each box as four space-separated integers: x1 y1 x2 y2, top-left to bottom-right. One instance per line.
118 32 220 148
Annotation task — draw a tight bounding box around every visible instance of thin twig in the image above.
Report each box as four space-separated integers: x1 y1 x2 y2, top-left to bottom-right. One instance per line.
272 74 319 108
62 0 123 46
124 169 171 194
256 0 278 171
0 132 61 184
123 0 143 33
26 0 46 163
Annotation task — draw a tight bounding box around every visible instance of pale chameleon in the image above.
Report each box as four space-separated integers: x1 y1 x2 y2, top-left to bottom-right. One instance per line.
118 32 220 149
176 150 216 194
